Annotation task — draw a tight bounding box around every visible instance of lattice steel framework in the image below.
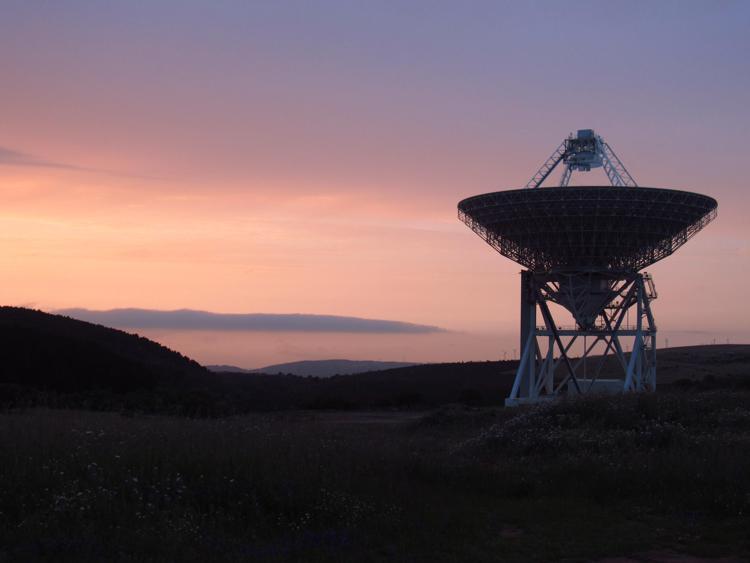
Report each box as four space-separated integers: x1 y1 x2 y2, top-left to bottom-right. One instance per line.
525 129 637 188
507 271 657 406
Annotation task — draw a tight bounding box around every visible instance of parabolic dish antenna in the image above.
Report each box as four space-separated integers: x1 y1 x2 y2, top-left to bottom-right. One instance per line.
458 129 717 405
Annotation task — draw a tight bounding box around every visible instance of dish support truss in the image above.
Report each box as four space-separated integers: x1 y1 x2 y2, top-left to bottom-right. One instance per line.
506 270 657 406
525 129 637 189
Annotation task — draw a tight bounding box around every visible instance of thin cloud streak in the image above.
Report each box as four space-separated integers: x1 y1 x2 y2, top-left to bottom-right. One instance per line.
0 146 160 180
56 308 445 334
0 146 81 170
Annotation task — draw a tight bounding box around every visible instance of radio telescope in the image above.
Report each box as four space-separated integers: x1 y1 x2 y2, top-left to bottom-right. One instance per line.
458 129 717 406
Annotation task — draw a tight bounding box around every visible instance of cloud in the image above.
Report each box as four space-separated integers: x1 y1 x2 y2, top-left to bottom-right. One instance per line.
56 308 444 334
0 146 157 179
0 146 80 170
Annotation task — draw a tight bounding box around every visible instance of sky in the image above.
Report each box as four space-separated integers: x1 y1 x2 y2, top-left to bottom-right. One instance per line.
0 1 748 368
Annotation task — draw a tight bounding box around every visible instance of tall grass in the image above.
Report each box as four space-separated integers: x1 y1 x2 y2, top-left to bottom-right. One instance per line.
1 390 749 561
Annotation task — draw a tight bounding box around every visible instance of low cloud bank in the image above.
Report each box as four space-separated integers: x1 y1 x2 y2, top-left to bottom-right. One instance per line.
56 308 444 334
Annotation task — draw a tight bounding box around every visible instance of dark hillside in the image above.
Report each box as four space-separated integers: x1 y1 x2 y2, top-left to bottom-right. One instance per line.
237 344 750 409
206 344 750 411
294 360 518 407
656 344 750 383
201 360 519 411
0 307 206 396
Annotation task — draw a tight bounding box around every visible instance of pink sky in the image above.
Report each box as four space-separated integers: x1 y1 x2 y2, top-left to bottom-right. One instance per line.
0 2 747 367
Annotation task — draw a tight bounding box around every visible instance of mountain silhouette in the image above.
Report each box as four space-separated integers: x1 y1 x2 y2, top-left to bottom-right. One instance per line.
208 359 419 377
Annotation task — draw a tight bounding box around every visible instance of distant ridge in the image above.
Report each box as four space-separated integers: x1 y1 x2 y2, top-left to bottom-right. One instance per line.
246 359 420 377
206 364 253 374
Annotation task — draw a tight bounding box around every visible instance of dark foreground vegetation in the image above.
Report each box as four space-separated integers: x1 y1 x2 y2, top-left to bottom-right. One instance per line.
2 390 749 562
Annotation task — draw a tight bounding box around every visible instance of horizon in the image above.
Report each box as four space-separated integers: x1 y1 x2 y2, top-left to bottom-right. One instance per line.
51 305 747 370
2 1 749 367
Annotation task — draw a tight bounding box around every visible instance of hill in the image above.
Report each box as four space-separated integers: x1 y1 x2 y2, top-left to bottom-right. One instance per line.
0 306 206 397
205 344 750 411
248 359 419 377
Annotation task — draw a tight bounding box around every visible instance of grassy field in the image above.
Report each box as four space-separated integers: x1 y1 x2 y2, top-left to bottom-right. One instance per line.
1 390 749 562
